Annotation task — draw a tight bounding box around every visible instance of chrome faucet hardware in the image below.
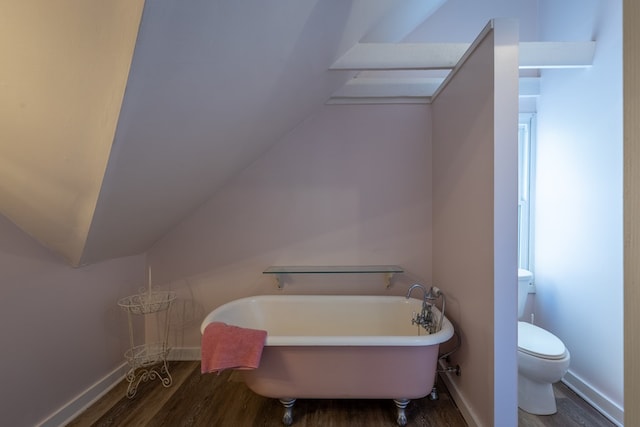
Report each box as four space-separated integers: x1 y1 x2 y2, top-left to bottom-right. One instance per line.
405 283 444 334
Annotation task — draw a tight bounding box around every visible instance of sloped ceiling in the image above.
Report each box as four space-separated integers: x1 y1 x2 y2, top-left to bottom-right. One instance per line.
0 0 442 266
80 0 448 266
1 0 593 266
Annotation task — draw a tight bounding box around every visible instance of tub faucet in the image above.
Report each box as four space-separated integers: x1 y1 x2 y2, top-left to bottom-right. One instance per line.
406 284 435 331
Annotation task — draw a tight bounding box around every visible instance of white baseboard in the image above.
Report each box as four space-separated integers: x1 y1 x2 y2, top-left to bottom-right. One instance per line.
168 347 200 361
436 362 624 427
38 348 201 427
36 362 128 427
562 370 624 426
437 359 482 427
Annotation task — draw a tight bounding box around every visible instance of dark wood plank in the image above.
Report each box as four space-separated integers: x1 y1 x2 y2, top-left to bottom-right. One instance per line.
67 361 197 427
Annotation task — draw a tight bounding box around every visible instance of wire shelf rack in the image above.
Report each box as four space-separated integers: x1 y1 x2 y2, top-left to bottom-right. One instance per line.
124 343 171 369
118 289 177 398
118 290 176 315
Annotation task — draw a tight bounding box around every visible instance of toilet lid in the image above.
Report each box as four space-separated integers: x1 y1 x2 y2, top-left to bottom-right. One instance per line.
518 321 567 360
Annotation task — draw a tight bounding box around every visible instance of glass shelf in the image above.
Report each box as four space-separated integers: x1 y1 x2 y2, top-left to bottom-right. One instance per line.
263 265 403 274
263 265 404 288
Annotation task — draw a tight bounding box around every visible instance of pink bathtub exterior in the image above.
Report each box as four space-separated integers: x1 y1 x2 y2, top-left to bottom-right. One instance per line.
200 295 454 400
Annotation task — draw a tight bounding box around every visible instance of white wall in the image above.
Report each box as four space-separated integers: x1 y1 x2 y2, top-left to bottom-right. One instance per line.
534 0 623 423
0 215 144 427
431 20 519 427
149 104 432 350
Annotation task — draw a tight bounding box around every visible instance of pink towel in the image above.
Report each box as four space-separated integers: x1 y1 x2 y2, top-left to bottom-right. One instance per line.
201 322 267 374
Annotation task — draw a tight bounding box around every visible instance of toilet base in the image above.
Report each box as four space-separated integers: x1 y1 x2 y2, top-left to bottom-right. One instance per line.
518 375 558 415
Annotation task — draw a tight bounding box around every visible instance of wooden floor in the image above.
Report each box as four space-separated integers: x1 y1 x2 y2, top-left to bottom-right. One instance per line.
518 382 616 427
67 361 614 427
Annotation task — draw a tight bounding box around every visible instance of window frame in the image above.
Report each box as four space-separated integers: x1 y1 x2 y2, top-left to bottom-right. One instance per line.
518 113 536 270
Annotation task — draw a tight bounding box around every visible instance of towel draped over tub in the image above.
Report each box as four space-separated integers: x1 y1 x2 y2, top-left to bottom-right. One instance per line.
201 322 267 374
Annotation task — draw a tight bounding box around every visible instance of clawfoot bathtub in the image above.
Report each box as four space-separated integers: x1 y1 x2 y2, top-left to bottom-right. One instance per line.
201 294 454 425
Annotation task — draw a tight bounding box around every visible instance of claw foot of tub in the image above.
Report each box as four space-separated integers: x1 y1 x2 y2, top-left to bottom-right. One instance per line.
393 399 410 426
279 398 296 425
429 386 439 401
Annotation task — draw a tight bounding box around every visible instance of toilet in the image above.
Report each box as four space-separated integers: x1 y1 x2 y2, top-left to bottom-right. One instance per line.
517 269 570 415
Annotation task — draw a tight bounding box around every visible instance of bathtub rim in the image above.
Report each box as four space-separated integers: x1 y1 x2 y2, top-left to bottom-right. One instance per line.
200 294 454 347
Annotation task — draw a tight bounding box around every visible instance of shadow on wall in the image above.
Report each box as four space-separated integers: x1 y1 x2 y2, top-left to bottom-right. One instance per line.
167 279 206 353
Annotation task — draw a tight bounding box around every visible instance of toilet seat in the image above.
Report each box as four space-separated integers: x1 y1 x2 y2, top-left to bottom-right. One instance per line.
518 321 567 360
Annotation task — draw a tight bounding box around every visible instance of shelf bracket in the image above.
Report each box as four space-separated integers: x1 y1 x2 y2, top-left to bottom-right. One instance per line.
385 272 395 288
274 274 284 289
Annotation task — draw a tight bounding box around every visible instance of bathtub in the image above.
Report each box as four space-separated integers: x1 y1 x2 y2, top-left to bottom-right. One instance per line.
200 294 454 426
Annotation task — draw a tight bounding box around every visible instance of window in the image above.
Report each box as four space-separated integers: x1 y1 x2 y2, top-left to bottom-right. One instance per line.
518 113 535 270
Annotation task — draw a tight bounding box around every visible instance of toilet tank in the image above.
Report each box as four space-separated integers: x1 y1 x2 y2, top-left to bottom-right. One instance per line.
518 269 534 319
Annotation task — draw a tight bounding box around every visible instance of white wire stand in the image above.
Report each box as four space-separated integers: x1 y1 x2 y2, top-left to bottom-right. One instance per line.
118 289 177 398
